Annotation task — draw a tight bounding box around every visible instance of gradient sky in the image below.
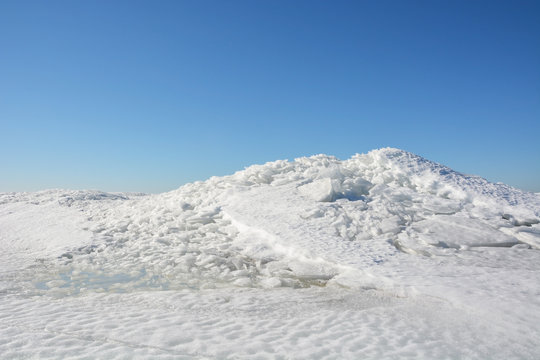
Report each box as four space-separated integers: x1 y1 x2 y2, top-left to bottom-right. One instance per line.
1 0 539 193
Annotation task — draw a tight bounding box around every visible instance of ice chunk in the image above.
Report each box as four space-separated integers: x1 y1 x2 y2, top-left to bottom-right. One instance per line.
409 215 519 249
298 177 372 202
298 178 336 202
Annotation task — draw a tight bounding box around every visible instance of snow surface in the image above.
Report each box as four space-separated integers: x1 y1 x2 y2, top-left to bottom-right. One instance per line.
1 148 540 359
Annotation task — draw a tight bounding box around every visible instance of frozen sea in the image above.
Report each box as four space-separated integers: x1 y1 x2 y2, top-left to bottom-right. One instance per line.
1 148 539 359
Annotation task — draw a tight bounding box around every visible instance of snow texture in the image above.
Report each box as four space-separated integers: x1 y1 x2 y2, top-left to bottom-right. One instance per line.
1 148 540 359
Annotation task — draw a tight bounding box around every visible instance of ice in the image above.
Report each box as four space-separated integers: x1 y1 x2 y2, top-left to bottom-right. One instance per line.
298 177 372 202
1 148 540 358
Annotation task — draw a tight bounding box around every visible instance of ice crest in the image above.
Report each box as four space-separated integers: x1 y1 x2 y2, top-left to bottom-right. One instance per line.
2 148 539 296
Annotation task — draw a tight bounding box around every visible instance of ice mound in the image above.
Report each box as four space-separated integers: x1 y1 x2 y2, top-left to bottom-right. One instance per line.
2 148 540 296
2 148 540 358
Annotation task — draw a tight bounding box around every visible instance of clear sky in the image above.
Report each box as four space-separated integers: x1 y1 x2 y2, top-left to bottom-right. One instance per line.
1 0 539 193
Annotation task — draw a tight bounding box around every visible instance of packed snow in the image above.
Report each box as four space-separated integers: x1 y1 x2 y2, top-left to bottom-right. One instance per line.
1 148 539 359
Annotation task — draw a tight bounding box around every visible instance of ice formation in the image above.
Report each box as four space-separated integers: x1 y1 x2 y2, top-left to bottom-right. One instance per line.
1 148 539 359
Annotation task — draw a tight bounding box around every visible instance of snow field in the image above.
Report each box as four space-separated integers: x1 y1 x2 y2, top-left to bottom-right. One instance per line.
0 288 530 359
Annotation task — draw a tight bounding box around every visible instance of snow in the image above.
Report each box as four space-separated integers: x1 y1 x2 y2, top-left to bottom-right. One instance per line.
1 148 540 359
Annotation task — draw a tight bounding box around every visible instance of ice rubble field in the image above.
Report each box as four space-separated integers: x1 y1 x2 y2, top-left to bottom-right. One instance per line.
1 148 540 359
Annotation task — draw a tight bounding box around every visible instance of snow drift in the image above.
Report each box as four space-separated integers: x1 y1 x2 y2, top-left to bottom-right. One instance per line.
1 148 540 359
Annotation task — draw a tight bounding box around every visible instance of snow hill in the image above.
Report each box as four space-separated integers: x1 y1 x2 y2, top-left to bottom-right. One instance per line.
1 148 540 359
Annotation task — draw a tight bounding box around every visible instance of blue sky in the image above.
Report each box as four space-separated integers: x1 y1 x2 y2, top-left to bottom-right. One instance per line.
1 0 539 193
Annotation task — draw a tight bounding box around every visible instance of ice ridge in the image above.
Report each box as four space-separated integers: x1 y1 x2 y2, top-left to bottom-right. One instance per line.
1 148 539 296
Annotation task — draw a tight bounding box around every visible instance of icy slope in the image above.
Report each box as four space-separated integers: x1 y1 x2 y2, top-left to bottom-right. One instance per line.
6 148 537 294
1 148 540 359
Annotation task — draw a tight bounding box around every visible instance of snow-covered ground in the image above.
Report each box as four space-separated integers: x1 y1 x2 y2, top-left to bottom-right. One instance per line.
1 148 539 359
